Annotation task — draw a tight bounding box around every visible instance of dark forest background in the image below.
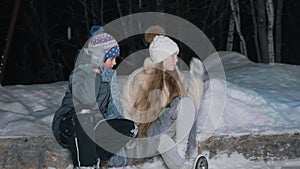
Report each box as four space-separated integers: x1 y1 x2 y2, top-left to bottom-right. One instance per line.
0 0 299 85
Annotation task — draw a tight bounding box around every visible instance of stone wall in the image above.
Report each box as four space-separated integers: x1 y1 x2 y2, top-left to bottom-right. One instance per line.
198 133 300 161
1 133 299 168
0 136 71 169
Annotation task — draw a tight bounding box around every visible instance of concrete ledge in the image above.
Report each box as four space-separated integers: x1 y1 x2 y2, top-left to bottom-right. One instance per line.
1 133 300 168
198 133 300 161
0 135 71 169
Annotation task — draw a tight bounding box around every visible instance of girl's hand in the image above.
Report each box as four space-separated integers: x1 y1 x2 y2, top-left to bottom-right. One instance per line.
190 57 204 80
92 68 101 74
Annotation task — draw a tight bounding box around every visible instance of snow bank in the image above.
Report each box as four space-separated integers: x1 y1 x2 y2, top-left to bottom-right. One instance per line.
0 51 300 169
0 51 299 139
197 51 300 140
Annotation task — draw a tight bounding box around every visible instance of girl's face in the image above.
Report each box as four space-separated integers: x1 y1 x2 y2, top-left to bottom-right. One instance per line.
163 53 178 71
103 57 117 69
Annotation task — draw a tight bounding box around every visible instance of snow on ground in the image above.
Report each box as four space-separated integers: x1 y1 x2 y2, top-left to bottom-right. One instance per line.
0 51 300 169
197 52 300 140
64 153 300 169
205 152 300 169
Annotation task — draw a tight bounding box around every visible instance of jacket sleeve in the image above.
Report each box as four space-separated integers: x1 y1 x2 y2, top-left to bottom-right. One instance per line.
95 81 111 115
71 65 103 108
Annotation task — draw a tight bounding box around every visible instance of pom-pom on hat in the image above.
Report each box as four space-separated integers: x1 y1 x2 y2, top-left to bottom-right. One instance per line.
144 25 165 43
149 35 179 64
88 26 120 61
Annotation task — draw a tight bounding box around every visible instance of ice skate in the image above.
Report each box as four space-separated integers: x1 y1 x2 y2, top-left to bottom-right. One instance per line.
180 155 208 169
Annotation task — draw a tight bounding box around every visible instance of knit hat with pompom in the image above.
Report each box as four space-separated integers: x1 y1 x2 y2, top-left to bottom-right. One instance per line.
87 26 120 66
149 35 179 64
144 25 165 43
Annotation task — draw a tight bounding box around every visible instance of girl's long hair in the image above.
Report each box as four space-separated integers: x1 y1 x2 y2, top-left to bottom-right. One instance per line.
134 63 183 137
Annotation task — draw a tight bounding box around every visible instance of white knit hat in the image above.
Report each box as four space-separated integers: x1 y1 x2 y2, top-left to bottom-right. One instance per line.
149 35 179 64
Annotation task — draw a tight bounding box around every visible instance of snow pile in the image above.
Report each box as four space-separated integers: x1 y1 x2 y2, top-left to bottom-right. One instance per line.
197 51 300 140
0 82 67 136
0 51 300 169
0 51 299 139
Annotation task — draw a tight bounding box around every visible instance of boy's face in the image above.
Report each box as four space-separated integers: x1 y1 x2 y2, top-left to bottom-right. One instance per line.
103 57 117 69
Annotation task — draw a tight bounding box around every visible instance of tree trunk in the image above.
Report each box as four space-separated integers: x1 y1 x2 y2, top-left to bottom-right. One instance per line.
116 0 123 17
186 0 190 19
230 0 248 57
226 14 235 51
256 0 269 63
139 0 142 9
78 0 90 35
100 0 104 25
39 0 63 81
176 0 180 16
266 0 275 63
128 0 133 35
116 0 129 36
156 0 164 12
91 0 96 25
275 0 283 63
0 0 21 84
250 0 261 62
129 0 133 14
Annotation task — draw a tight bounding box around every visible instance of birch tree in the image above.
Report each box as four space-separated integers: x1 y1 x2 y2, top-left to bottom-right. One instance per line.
256 0 269 63
156 0 163 12
265 0 275 63
275 0 283 63
250 0 261 62
226 14 235 51
116 0 129 38
229 0 248 57
100 0 104 24
78 0 90 35
0 0 21 84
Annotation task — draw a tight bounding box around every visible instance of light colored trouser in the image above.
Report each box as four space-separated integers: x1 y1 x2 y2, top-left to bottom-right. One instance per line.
125 97 197 169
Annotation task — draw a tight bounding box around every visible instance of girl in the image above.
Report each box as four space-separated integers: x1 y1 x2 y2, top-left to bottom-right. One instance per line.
122 35 208 169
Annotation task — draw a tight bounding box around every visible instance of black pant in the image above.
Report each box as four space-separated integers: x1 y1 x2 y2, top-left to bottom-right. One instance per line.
60 113 137 167
67 113 98 167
